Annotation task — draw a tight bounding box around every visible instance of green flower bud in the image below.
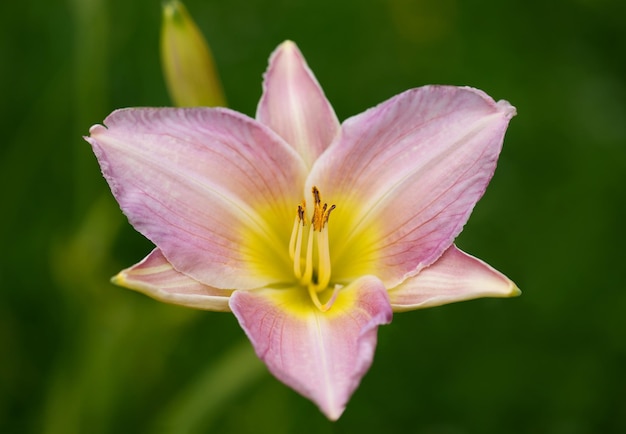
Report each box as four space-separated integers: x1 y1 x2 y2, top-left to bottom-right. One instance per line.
161 0 226 107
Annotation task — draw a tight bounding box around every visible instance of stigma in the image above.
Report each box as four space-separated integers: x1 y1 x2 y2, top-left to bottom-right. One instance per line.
288 187 336 311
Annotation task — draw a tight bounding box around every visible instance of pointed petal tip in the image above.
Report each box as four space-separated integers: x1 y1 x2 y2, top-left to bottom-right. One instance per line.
274 40 301 57
279 39 297 49
324 406 345 421
258 40 339 166
388 246 520 311
110 270 142 293
508 281 522 297
109 250 233 311
110 271 125 287
230 277 390 421
267 40 301 64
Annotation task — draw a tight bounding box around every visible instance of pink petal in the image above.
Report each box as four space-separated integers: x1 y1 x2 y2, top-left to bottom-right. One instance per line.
388 245 520 312
86 108 307 290
307 86 516 287
114 248 232 311
229 276 392 420
256 41 340 168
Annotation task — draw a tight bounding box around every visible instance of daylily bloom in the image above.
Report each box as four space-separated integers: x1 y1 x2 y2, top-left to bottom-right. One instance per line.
85 41 519 420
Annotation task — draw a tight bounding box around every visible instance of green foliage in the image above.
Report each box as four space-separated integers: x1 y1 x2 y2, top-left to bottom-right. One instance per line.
1 0 625 432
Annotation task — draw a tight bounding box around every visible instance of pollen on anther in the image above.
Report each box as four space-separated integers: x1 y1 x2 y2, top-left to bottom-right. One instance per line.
297 203 306 225
324 204 336 225
312 186 321 205
310 186 335 232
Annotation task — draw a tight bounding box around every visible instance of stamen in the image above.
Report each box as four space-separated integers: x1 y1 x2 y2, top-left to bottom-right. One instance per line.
311 187 323 231
298 203 306 224
288 214 299 260
308 283 342 312
307 284 328 311
311 187 335 232
312 186 321 205
315 226 331 290
289 202 306 279
323 204 336 226
301 225 315 285
289 187 337 311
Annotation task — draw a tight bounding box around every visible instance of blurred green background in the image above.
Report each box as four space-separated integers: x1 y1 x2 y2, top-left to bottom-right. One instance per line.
2 0 625 433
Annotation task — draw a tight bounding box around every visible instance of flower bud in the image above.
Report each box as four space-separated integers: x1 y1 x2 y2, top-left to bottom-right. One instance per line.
160 0 226 107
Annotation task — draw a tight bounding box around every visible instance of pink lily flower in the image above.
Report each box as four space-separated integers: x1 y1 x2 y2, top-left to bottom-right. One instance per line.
85 41 519 420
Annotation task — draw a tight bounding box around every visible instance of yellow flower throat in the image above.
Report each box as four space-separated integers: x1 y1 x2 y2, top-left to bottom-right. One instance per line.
288 187 336 311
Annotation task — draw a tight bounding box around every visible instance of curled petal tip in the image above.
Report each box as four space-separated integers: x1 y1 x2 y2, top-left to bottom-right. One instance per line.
496 99 517 118
88 124 105 135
